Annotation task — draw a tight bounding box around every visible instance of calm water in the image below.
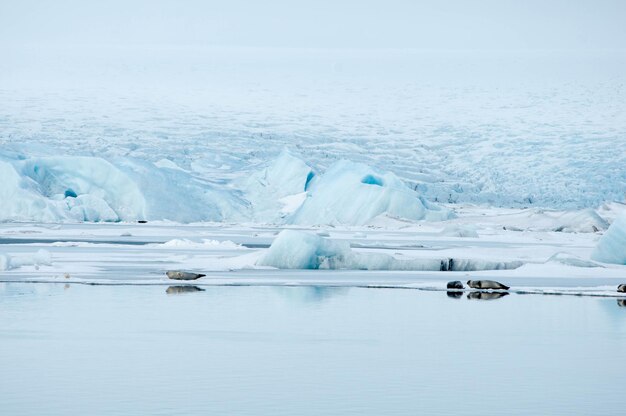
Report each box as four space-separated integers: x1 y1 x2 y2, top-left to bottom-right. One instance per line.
1 283 625 415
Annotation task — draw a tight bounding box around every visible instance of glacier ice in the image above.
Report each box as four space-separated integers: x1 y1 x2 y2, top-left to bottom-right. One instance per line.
257 230 351 269
0 160 67 222
0 249 52 271
19 156 147 221
289 160 453 226
0 153 248 223
591 214 626 265
0 149 609 231
114 157 248 223
257 230 521 271
241 149 316 222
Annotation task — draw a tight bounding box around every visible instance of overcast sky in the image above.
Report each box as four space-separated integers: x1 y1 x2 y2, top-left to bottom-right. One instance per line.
1 0 625 50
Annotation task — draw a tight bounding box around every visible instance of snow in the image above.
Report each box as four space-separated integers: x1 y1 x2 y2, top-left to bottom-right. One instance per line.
159 239 243 249
439 224 479 238
289 160 452 226
592 214 626 265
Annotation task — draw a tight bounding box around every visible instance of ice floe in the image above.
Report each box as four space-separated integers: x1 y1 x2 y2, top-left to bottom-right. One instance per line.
257 230 520 271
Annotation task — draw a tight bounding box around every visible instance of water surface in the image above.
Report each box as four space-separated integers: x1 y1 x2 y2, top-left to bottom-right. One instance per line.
1 283 625 415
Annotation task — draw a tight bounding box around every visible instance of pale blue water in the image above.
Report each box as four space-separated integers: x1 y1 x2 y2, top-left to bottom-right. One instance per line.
1 283 625 415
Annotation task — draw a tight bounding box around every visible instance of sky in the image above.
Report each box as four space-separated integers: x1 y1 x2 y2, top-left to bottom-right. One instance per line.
1 0 625 50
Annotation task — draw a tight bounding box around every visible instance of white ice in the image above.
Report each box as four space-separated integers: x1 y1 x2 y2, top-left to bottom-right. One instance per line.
592 213 626 265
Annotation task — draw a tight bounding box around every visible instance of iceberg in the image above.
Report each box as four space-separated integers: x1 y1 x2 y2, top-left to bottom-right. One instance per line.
114 157 248 223
0 153 248 223
591 214 626 264
257 230 351 269
0 160 68 222
289 160 453 226
242 150 316 222
257 230 521 271
19 156 146 221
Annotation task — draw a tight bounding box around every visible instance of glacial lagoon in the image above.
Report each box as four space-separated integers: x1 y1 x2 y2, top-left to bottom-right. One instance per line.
1 283 625 416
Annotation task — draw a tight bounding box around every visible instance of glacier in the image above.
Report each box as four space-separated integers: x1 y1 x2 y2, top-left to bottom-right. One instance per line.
1 47 624 213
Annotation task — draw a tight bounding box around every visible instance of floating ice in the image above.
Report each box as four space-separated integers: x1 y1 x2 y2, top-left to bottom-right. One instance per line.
257 230 521 271
257 230 351 269
289 160 453 226
592 214 626 265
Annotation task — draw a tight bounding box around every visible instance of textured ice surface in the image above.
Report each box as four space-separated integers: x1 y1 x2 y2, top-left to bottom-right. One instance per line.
1 47 624 212
592 214 626 265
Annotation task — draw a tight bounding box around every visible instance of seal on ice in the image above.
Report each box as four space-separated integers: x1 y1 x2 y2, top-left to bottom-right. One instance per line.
466 280 509 290
166 270 206 280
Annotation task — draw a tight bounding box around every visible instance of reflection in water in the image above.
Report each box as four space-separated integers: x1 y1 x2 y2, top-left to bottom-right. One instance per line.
446 291 463 299
3 283 626 416
617 299 626 308
273 286 349 304
166 286 205 295
467 291 509 301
